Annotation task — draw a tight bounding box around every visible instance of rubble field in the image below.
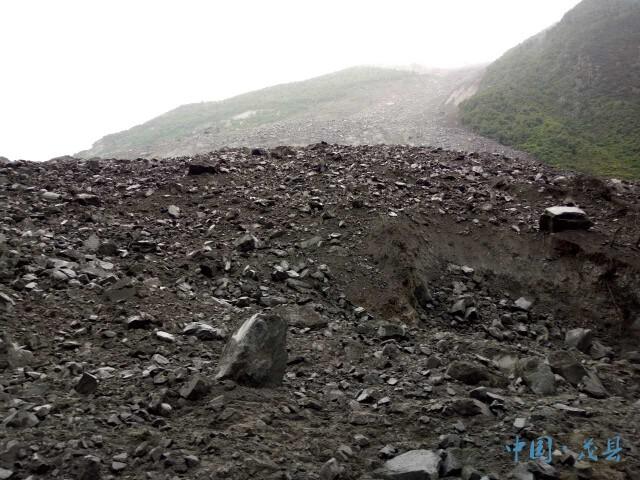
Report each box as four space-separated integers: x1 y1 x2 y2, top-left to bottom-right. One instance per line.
1 144 639 480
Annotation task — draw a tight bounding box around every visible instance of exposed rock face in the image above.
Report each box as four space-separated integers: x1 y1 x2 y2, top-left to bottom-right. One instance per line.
215 313 288 387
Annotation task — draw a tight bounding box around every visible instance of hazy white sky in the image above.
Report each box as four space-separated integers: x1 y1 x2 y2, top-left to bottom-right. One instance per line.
1 0 581 161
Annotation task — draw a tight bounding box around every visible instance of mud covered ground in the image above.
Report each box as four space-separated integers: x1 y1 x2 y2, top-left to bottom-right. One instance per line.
1 144 639 480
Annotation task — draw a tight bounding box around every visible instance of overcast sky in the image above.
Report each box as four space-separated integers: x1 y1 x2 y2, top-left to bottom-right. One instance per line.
1 0 581 161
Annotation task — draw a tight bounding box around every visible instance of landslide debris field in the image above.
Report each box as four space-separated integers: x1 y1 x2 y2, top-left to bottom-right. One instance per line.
1 144 639 480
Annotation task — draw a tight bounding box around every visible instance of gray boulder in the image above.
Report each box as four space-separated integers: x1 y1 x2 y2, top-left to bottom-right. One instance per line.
547 350 586 385
1 334 33 370
579 370 608 399
216 312 287 387
517 357 556 395
234 234 262 252
539 206 592 232
275 304 328 330
376 449 441 480
565 328 593 353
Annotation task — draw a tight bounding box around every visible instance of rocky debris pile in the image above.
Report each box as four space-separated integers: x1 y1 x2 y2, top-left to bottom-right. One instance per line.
1 144 639 480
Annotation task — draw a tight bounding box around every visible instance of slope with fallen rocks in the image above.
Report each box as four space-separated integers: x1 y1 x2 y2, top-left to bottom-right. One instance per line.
76 66 526 161
1 144 639 480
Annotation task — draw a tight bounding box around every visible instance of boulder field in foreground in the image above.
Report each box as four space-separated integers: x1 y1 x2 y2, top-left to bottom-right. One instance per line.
1 144 639 479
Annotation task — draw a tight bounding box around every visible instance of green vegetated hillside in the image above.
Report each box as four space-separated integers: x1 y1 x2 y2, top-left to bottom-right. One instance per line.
460 0 640 178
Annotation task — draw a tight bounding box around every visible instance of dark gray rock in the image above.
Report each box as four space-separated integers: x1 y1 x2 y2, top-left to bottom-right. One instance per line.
216 312 288 387
4 411 40 428
565 328 593 353
75 372 99 395
188 163 219 175
539 206 592 232
440 448 463 477
377 323 407 339
376 449 441 480
126 313 154 329
514 297 532 311
0 467 13 480
104 277 136 303
451 398 492 416
77 455 102 480
180 374 211 400
579 370 608 399
234 234 262 252
446 361 503 387
319 458 344 480
547 350 586 385
516 357 556 395
275 304 328 330
182 322 227 340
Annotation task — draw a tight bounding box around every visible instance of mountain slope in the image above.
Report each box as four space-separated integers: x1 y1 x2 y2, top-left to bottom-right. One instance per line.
78 66 522 159
459 0 640 178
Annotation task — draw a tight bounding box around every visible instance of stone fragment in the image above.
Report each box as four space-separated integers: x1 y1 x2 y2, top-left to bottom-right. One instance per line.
319 458 344 480
75 373 99 395
75 193 100 206
3 411 40 428
167 205 180 218
451 398 491 416
446 361 491 385
377 322 406 339
216 312 288 387
275 304 328 330
180 374 211 400
579 370 608 398
514 297 532 311
440 448 463 477
126 313 154 329
104 277 136 302
155 331 176 343
565 328 593 353
182 322 227 340
547 350 587 385
77 455 102 480
540 206 592 232
298 236 322 249
376 449 441 480
188 164 218 175
516 357 556 395
234 234 261 252
42 191 61 201
1 335 33 370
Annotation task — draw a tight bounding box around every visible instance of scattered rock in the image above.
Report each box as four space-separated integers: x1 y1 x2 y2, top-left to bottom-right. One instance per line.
540 206 592 232
216 312 288 387
75 372 99 395
516 357 556 395
565 328 593 353
180 374 211 400
376 449 441 480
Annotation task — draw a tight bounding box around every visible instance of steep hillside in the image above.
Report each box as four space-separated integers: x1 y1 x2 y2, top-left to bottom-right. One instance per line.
460 0 640 178
78 66 524 159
